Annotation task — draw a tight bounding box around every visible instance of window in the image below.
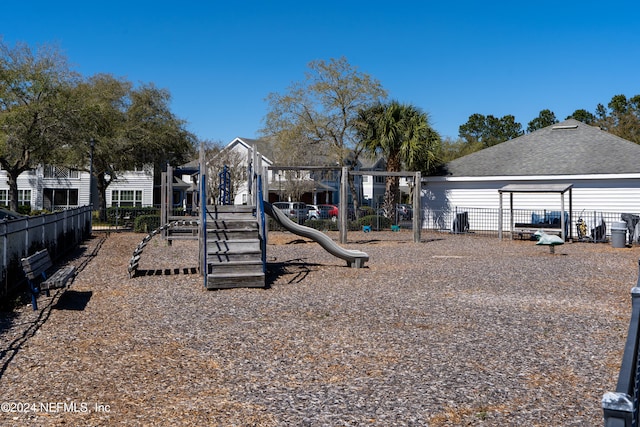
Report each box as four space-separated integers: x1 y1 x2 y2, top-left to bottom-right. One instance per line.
362 175 369 183
375 176 385 184
44 165 79 179
18 190 31 207
43 188 79 210
0 190 32 208
112 190 143 207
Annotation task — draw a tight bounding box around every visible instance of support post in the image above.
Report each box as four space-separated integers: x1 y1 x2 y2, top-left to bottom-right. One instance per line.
569 187 573 241
560 191 566 241
339 167 348 244
161 171 167 238
166 165 173 245
199 143 207 286
509 193 514 240
498 191 503 240
602 263 640 427
412 171 421 243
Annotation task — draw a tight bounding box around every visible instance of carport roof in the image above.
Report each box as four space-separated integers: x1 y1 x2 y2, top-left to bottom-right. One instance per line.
498 183 573 193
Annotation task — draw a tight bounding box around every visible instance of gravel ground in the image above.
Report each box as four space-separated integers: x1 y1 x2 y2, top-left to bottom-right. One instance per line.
0 229 637 426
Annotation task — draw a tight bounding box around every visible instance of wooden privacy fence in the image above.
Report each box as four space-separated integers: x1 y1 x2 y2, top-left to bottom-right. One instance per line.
0 206 92 301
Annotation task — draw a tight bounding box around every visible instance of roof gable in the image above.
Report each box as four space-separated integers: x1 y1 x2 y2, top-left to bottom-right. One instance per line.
226 137 274 165
439 119 640 177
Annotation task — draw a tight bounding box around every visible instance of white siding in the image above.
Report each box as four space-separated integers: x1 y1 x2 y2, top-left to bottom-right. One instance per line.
41 167 91 209
422 174 640 231
0 164 155 210
107 169 154 207
425 175 640 213
0 167 91 210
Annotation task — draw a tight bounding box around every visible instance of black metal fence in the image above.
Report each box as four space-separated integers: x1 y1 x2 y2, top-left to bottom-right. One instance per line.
90 204 640 245
423 207 638 242
602 262 640 426
92 207 161 232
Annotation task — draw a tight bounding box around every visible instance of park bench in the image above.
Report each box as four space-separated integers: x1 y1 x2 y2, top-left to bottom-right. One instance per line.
513 222 563 238
514 211 567 239
21 248 76 310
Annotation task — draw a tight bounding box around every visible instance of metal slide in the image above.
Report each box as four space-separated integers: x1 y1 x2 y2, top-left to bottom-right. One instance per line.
263 201 369 268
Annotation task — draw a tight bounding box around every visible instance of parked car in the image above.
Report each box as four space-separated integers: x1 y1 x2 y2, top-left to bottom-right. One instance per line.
319 204 339 221
373 204 412 220
273 202 309 223
396 204 413 220
0 208 27 221
307 204 331 220
307 204 319 220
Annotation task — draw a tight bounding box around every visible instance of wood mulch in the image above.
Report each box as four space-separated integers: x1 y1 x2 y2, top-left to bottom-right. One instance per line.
0 229 637 426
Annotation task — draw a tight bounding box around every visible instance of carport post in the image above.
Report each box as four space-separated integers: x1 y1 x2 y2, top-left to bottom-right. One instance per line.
413 171 421 243
498 191 503 240
510 192 514 240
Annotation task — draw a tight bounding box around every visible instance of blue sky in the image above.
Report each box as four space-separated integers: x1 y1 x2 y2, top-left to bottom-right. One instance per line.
2 1 639 144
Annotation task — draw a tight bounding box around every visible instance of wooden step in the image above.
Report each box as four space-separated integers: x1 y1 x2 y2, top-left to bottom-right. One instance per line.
208 250 262 263
205 205 256 220
207 239 262 254
206 271 265 289
206 219 259 230
207 228 259 241
208 260 264 275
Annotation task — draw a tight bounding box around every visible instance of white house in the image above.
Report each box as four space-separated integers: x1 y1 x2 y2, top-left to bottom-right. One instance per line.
210 137 274 205
360 156 386 207
359 156 415 208
106 166 154 208
0 164 154 211
216 137 339 206
424 119 640 232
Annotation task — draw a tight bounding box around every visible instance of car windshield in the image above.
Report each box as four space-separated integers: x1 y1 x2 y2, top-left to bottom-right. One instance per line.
0 209 25 220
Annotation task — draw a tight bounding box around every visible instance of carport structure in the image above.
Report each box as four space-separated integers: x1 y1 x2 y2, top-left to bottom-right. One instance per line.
498 183 573 241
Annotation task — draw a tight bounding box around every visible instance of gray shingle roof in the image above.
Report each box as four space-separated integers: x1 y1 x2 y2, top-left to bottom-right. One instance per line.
236 137 276 161
439 119 640 177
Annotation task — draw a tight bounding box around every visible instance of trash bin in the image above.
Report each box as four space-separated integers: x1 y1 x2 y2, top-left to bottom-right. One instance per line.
452 212 469 233
611 221 627 248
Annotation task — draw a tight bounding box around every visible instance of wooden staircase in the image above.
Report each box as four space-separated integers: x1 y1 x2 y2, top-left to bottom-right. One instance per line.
205 205 265 289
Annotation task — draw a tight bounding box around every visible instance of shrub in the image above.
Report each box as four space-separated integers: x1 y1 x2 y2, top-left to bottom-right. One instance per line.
357 215 392 230
360 206 375 216
134 215 161 233
305 219 339 231
17 205 31 215
105 206 159 225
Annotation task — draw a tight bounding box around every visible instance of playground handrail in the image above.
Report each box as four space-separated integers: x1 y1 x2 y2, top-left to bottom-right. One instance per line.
257 174 267 273
603 260 640 426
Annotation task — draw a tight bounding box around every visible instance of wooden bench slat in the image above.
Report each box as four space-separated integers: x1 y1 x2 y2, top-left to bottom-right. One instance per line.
21 249 77 307
42 265 76 290
21 249 53 279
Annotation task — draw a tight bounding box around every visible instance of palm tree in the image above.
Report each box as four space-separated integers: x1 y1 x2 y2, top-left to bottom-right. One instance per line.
355 101 440 219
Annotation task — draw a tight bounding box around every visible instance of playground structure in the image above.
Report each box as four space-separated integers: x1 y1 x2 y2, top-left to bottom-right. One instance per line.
128 143 370 289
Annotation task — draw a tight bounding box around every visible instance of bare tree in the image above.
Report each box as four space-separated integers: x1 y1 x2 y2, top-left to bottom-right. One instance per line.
204 140 247 205
262 57 387 210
